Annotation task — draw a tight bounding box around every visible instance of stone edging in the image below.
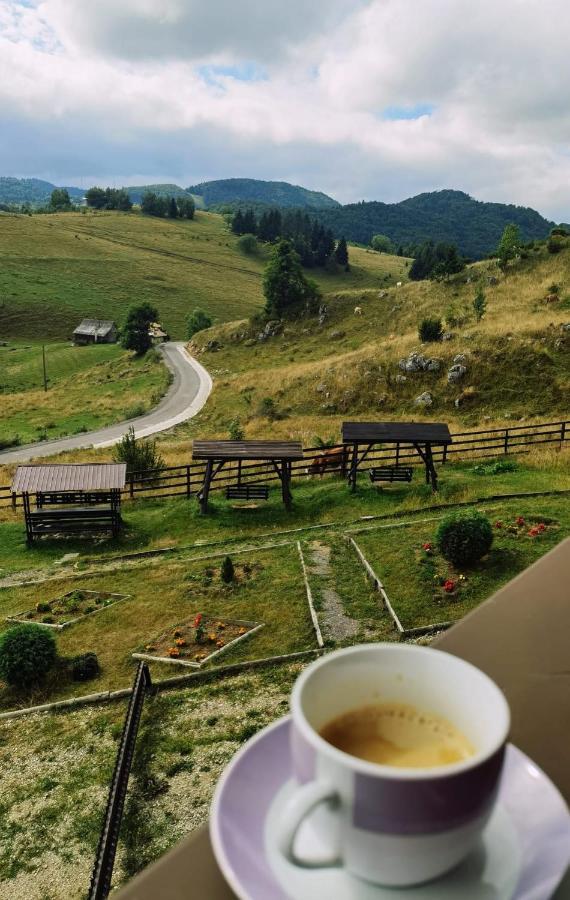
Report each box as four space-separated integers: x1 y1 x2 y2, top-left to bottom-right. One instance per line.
296 541 324 648
0 649 322 721
6 591 131 630
132 621 265 670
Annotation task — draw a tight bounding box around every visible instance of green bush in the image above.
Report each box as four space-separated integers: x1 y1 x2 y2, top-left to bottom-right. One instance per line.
113 426 164 478
0 624 57 687
418 317 443 342
436 510 493 567
221 556 235 584
237 233 258 255
71 652 100 682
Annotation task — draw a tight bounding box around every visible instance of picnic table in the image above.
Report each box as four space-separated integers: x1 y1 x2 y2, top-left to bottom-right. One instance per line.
342 421 452 492
192 440 304 513
115 537 570 899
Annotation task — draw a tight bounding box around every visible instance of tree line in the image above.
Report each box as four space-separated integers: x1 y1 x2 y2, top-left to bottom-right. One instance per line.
231 207 349 269
83 188 195 218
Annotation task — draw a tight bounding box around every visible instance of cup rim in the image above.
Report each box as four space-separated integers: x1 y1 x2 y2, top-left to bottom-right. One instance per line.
291 643 510 781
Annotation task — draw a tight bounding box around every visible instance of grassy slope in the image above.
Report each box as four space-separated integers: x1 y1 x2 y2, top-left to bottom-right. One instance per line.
0 342 170 445
0 211 408 341
183 239 570 445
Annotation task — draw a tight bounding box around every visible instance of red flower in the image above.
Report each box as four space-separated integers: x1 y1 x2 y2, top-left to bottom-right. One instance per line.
443 579 456 593
422 542 433 554
193 613 203 628
495 521 503 529
537 523 546 532
528 526 540 537
516 516 525 527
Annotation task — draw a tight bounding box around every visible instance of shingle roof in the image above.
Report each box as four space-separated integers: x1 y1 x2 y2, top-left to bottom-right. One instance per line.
73 319 116 337
12 464 127 494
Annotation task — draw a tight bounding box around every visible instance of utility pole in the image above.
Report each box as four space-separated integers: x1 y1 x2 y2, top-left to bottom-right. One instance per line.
42 344 47 392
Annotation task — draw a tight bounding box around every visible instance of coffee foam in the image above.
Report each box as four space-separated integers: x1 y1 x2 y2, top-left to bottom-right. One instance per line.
320 702 475 768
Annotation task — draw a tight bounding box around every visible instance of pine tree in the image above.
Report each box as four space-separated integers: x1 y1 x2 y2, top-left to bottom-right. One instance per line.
335 236 349 269
168 197 179 218
263 240 321 318
231 209 245 235
220 555 235 583
242 208 257 234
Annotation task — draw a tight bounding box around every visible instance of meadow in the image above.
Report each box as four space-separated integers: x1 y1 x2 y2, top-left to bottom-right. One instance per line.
0 342 169 446
0 210 409 341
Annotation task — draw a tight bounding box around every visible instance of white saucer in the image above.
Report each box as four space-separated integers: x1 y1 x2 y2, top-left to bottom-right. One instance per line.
211 717 570 900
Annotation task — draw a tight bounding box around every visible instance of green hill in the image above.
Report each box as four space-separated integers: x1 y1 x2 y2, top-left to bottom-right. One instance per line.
0 209 406 341
0 177 83 207
314 190 554 259
187 178 340 210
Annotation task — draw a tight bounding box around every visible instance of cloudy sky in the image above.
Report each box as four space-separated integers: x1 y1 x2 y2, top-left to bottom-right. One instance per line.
1 0 569 219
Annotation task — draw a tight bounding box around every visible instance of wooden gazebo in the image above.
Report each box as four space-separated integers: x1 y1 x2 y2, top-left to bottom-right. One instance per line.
342 421 452 492
192 441 304 513
13 464 126 543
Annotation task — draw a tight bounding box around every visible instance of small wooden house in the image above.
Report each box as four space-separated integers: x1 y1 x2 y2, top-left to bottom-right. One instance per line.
73 319 118 345
149 322 168 343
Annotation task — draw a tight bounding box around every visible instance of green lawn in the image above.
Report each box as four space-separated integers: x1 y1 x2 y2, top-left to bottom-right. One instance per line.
353 495 570 629
0 544 314 708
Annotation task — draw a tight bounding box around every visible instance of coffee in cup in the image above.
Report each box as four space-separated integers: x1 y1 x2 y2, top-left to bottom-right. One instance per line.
319 701 475 768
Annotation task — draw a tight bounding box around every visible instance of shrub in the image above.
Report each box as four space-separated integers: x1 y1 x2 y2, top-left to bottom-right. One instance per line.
257 397 279 420
71 652 100 682
220 556 235 584
187 308 213 339
237 233 258 255
547 236 564 254
228 418 245 441
418 318 443 342
35 602 51 613
113 426 164 478
436 510 493 567
0 624 57 687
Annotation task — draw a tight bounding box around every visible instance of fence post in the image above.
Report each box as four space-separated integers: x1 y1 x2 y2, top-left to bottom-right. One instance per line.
11 492 17 510
561 422 566 448
504 429 509 455
186 465 191 499
442 444 448 465
129 477 134 499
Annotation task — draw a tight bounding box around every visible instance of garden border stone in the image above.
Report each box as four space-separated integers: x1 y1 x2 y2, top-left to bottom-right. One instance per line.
296 541 324 648
132 618 265 669
347 536 405 634
6 589 131 630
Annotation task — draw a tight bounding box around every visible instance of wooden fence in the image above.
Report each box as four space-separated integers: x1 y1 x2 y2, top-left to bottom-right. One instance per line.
1 419 568 510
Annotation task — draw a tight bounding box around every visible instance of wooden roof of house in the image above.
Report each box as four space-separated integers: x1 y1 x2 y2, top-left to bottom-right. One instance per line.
12 464 127 494
192 440 304 461
342 421 452 445
73 319 117 337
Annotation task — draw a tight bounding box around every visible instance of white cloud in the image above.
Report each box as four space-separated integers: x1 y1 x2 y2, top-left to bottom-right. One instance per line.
1 0 570 219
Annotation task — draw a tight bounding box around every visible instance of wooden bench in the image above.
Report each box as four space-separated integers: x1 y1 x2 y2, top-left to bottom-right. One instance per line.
369 466 413 483
27 505 121 541
225 484 269 501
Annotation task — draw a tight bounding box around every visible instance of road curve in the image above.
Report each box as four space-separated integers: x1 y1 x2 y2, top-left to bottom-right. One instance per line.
0 342 212 465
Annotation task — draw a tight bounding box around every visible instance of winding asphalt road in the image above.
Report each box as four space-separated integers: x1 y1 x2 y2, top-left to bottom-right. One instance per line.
0 342 213 465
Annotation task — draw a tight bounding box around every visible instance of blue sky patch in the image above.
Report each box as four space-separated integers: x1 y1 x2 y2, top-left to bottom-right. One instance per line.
198 63 268 87
382 103 435 120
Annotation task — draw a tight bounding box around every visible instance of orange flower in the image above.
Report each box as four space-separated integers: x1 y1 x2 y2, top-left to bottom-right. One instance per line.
144 644 155 652
216 639 225 648
168 647 180 658
207 632 217 642
238 627 246 636
217 622 226 630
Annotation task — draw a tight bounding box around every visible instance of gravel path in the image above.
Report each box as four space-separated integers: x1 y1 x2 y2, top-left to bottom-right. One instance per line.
308 541 359 642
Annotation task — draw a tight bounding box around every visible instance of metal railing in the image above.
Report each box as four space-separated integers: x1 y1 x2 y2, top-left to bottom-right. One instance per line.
1 419 568 509
88 662 153 900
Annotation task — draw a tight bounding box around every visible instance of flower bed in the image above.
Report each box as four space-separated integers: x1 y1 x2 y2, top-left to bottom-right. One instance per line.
6 590 131 630
132 614 265 669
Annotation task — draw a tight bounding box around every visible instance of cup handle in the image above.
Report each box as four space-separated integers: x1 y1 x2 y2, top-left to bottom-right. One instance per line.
276 780 342 869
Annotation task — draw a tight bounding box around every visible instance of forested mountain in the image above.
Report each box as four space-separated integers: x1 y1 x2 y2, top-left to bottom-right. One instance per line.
187 178 340 210
314 190 553 259
0 177 83 206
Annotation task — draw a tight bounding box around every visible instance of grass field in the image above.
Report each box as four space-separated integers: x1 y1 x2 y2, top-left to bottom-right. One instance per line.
0 544 314 709
0 210 409 341
0 342 170 445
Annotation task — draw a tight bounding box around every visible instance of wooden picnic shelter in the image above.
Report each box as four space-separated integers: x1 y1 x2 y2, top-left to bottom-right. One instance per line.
192 441 304 513
12 464 126 543
341 421 452 492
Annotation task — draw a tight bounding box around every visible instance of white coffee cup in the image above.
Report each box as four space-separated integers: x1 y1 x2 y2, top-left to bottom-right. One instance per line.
277 643 510 887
